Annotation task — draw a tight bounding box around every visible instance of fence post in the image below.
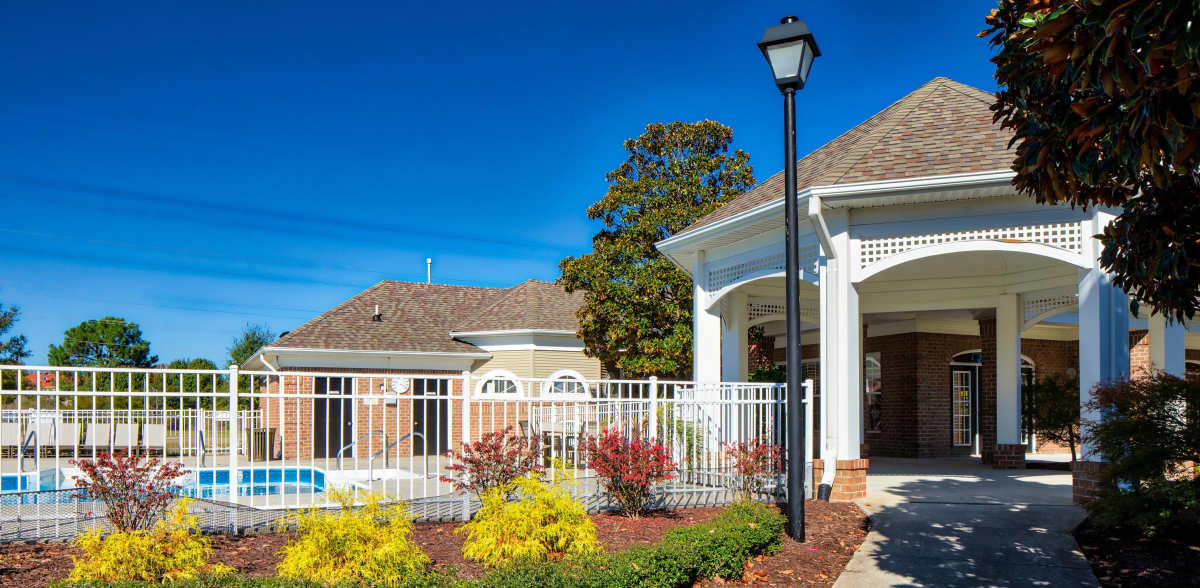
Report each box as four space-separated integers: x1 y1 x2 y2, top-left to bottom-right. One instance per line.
803 379 813 500
648 376 659 439
228 365 240 533
460 370 471 522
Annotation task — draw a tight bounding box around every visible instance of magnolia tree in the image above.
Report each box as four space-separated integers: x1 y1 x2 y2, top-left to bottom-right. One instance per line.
559 121 755 377
984 1 1200 321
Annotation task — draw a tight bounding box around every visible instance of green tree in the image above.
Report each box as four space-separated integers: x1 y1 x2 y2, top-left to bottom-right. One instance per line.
47 317 157 367
559 121 755 377
227 323 275 368
1022 374 1081 463
984 2 1200 321
0 303 31 364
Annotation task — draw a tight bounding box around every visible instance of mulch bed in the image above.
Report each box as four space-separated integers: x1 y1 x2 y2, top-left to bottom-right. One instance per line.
1074 518 1200 587
701 501 870 587
0 503 868 587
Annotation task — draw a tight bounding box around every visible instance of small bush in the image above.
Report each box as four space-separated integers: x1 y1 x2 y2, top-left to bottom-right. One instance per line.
458 472 601 568
724 438 781 501
69 450 187 532
582 428 674 518
441 427 543 497
67 499 232 583
276 489 430 584
1085 373 1200 535
1022 374 1081 462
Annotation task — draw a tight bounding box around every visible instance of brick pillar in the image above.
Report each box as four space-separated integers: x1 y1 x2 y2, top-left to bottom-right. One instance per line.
978 319 997 464
993 443 1026 469
1072 460 1109 504
812 458 869 501
1129 329 1150 379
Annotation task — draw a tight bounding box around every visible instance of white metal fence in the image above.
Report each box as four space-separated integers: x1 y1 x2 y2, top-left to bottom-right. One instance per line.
0 365 810 541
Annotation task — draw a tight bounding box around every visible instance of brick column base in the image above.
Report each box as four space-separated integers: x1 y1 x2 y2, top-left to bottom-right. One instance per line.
1073 460 1109 505
992 443 1026 469
812 458 869 501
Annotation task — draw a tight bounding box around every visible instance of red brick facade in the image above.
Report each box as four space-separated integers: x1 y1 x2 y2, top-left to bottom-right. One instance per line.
1072 460 1109 504
812 458 869 501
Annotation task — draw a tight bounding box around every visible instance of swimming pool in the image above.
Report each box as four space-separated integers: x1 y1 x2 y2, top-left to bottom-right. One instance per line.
181 467 327 499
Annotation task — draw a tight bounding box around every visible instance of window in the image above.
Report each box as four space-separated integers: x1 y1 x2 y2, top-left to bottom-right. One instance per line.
543 369 588 397
476 369 522 396
864 352 882 432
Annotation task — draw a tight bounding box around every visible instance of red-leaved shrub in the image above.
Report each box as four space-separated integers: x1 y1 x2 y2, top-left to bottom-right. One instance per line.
70 450 188 531
441 427 542 497
582 428 674 517
724 438 781 501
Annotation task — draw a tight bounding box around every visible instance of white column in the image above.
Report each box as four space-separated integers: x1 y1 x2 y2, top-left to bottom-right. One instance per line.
721 291 749 382
1147 314 1186 377
693 250 722 383
996 294 1022 445
1077 268 1130 459
838 277 863 459
818 256 837 462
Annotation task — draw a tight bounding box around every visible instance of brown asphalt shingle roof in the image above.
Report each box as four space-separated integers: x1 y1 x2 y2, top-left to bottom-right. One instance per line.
680 77 1013 234
270 280 583 354
453 279 584 333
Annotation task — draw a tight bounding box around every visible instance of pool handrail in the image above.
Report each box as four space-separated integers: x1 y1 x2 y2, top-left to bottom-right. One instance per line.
19 429 36 472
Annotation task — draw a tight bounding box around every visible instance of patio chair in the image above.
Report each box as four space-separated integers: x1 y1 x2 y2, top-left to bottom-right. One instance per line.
112 423 139 454
141 423 166 456
1 421 23 458
82 421 112 456
55 422 81 456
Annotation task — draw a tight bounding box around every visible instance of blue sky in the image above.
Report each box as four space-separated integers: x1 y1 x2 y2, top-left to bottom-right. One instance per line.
0 1 999 365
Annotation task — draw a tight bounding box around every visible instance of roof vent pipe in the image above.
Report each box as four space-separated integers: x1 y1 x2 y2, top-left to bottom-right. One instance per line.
426 258 432 284
372 304 382 322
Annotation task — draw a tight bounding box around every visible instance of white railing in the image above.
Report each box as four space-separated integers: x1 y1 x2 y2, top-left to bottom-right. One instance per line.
0 365 808 539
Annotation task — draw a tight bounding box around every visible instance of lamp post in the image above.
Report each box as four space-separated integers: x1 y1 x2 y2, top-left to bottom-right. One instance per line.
758 15 820 542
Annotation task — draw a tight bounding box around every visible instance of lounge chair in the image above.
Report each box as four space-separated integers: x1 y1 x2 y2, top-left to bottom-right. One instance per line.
83 421 112 456
113 423 138 454
35 420 56 456
142 423 166 456
1 421 23 458
55 422 80 456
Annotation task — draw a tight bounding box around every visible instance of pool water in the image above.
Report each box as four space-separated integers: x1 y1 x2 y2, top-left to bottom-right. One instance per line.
181 467 327 499
1 467 328 503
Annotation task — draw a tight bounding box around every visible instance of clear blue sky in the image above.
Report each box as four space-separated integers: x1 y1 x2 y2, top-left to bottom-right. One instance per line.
0 1 999 365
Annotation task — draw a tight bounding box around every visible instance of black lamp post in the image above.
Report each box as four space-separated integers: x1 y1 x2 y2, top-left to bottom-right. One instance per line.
758 15 819 542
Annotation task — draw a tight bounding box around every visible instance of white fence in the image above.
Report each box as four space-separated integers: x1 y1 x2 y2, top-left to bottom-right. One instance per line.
0 365 810 540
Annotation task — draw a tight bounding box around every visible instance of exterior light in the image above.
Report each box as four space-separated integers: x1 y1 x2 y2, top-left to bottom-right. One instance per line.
758 16 820 92
761 15 820 543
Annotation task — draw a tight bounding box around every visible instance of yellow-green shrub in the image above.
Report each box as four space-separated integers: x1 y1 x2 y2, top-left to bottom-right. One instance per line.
276 489 430 584
457 472 601 568
67 498 232 583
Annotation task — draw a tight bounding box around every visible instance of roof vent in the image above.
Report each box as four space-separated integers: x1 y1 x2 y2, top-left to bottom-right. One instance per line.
372 304 383 322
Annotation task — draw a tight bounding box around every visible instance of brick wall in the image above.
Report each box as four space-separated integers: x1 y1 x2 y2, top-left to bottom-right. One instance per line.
261 367 463 461
1129 329 1151 378
812 458 868 501
978 320 998 464
1072 460 1109 505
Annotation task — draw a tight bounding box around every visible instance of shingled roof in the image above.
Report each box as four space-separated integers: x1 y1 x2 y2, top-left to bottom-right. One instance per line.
452 279 585 333
681 77 1013 235
269 279 583 354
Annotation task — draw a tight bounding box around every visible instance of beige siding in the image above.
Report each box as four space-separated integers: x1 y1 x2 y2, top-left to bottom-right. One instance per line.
470 349 535 379
532 349 602 380
469 349 602 381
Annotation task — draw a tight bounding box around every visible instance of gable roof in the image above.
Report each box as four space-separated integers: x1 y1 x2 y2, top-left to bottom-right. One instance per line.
268 279 583 355
681 77 1013 235
453 279 584 334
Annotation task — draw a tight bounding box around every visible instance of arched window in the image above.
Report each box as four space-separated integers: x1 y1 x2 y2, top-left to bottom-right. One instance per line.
476 369 522 397
543 369 588 397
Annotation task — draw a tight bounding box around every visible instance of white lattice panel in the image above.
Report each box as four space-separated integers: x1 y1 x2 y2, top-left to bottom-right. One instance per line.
1023 292 1077 324
858 222 1082 269
747 302 818 323
707 245 818 291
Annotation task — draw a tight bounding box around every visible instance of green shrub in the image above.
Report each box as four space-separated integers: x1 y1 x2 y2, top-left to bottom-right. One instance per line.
276 489 430 584
476 500 785 588
67 499 233 583
459 472 601 568
1086 373 1200 535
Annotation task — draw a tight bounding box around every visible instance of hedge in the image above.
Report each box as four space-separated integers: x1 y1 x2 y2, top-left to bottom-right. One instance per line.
52 501 787 588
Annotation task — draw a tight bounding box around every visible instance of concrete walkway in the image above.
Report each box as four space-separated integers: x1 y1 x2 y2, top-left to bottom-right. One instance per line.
834 457 1098 587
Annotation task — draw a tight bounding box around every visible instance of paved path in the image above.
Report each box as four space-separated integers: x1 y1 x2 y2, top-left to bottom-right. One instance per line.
834 457 1098 587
